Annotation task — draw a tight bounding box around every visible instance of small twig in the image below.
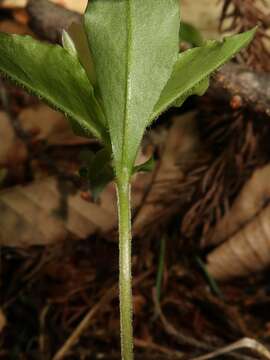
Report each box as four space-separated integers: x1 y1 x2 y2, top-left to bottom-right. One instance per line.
155 235 166 303
134 338 183 358
39 305 50 360
52 270 153 360
195 256 223 298
192 338 270 360
210 63 270 117
52 284 117 360
153 288 210 351
153 290 257 360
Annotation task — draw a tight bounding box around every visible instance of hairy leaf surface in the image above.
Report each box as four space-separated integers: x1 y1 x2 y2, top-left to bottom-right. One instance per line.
151 28 256 121
84 0 180 178
0 33 108 142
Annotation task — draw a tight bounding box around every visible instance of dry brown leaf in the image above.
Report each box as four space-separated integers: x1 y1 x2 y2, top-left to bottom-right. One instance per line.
0 0 26 7
0 179 67 246
207 204 270 280
133 112 200 235
19 104 91 146
0 111 27 167
206 165 270 280
207 165 270 246
181 0 222 39
0 112 17 165
0 104 88 170
0 132 183 247
0 177 117 247
0 108 153 248
0 171 150 247
51 0 87 13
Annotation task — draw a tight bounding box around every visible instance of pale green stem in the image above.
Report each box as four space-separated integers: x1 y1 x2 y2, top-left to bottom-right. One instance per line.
116 175 134 360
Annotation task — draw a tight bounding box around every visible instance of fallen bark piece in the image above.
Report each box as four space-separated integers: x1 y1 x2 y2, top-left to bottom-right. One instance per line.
210 63 270 117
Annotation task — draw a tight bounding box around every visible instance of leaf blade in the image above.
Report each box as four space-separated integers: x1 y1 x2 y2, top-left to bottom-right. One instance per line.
0 32 108 142
63 21 97 88
84 0 180 178
152 28 256 121
179 21 204 47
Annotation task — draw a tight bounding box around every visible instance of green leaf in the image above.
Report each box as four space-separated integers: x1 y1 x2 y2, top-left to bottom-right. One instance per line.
0 32 108 142
179 21 204 47
172 76 210 107
84 0 180 179
80 148 114 201
133 157 155 174
151 28 256 121
62 29 77 57
62 21 97 88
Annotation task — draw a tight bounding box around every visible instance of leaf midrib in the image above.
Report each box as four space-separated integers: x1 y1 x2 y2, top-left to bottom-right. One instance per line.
120 0 132 177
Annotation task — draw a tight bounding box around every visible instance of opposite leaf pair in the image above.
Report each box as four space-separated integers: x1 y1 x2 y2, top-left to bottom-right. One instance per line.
0 1 255 179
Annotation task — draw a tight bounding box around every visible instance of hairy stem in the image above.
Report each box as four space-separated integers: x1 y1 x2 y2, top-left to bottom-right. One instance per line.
117 175 134 360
